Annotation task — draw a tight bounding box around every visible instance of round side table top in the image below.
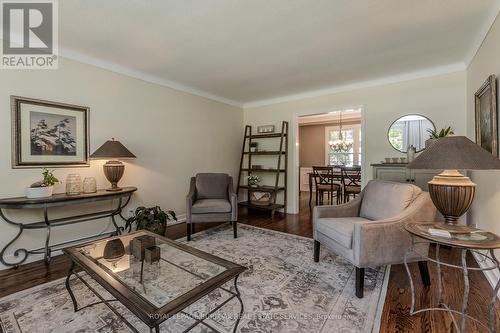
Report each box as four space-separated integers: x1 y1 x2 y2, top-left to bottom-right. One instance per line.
405 222 500 249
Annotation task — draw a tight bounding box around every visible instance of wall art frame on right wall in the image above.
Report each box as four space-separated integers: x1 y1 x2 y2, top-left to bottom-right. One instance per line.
475 74 498 157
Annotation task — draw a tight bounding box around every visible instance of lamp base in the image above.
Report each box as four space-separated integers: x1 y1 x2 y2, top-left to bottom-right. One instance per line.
428 170 476 233
103 160 125 192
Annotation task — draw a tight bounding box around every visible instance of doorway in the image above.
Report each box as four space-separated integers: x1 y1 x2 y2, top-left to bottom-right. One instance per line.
297 108 363 213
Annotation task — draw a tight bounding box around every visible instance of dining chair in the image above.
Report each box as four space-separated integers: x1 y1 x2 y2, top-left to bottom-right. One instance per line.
312 166 341 205
341 166 361 203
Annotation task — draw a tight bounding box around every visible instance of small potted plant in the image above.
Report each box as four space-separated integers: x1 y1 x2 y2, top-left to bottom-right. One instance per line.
125 206 177 236
426 126 454 148
26 168 60 198
248 175 261 187
250 142 259 152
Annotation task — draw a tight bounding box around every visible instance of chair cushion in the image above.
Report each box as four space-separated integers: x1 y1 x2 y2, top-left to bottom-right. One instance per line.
192 199 231 214
360 180 422 221
316 184 340 191
195 173 229 199
316 217 370 249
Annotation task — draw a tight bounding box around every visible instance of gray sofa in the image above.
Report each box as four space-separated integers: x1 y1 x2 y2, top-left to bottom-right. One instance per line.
313 180 439 298
186 173 238 241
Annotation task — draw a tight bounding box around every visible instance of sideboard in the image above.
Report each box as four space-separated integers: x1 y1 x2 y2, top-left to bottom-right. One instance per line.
371 164 440 191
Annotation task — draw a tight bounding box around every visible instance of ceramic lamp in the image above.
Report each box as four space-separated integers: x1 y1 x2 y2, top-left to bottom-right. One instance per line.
90 139 136 191
407 136 500 233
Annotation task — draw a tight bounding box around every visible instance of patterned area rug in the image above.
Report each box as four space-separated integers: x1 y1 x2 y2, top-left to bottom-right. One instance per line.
0 224 387 333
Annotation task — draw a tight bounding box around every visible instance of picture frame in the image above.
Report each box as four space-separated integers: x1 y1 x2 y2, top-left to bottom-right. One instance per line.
11 96 90 168
475 75 498 157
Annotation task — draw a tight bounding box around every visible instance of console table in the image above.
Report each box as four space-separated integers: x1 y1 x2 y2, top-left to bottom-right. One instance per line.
0 187 137 267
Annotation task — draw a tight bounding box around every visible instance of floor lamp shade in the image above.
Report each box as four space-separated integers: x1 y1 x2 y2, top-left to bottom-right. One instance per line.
90 139 136 191
407 136 500 232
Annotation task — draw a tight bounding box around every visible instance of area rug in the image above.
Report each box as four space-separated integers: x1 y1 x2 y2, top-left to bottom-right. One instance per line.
0 224 387 333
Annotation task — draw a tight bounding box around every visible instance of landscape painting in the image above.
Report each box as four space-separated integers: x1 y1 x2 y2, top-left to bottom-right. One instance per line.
11 96 90 168
30 111 77 156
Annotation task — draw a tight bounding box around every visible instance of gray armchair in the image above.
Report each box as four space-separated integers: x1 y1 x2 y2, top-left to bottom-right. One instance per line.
186 173 238 241
313 180 439 298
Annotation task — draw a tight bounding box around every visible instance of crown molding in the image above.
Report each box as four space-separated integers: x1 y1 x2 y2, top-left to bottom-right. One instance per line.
59 47 243 108
464 6 500 67
243 62 466 108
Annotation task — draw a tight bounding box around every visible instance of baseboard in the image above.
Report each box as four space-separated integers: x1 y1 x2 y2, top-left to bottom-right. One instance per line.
472 251 500 299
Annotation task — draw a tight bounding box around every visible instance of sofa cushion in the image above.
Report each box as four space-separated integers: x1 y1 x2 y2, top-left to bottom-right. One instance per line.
316 217 370 249
360 180 421 221
192 199 231 214
195 173 229 199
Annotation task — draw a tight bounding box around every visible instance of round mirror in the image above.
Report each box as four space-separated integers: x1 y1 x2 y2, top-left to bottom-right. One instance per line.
387 114 435 153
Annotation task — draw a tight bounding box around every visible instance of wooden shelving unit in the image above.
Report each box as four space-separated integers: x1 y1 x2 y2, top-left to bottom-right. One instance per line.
237 121 288 217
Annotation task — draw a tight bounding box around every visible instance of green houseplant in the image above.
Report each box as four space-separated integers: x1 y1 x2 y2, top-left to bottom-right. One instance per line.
126 206 177 236
426 126 454 148
26 168 60 198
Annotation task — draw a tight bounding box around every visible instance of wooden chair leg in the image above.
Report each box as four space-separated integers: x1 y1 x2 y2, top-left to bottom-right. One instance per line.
356 267 364 298
418 261 431 287
186 223 191 241
233 221 238 238
314 240 320 262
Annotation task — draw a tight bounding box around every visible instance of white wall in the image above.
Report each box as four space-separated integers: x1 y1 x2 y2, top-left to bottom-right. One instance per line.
466 15 500 265
244 72 467 213
0 57 242 268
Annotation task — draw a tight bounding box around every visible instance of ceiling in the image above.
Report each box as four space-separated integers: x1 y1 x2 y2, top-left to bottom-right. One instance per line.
57 0 499 107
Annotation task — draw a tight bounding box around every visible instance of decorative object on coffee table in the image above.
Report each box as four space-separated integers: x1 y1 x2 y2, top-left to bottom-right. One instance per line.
145 246 160 264
25 168 59 198
65 174 82 195
90 138 136 191
130 235 156 260
103 239 125 261
475 74 498 156
407 136 500 233
11 96 90 168
126 206 177 235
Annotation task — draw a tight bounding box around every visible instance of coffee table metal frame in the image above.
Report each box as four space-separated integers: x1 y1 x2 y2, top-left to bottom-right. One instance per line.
404 223 500 333
63 230 246 333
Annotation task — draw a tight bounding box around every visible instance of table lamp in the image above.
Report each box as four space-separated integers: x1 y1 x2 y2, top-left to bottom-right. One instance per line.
407 136 500 233
90 138 136 191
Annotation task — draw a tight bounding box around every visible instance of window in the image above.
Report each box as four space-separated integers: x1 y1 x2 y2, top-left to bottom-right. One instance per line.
325 124 361 166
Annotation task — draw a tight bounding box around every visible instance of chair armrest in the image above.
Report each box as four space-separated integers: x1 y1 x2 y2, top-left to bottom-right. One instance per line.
352 192 438 267
313 194 363 220
228 177 238 221
186 177 196 223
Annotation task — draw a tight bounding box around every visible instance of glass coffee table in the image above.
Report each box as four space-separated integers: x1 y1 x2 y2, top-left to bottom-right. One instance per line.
63 230 246 333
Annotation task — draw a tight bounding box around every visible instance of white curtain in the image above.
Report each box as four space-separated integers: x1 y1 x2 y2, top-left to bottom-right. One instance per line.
402 120 425 151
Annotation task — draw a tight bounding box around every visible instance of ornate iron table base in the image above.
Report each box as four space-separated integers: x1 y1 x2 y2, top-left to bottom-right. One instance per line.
65 261 245 333
404 236 500 333
0 188 136 267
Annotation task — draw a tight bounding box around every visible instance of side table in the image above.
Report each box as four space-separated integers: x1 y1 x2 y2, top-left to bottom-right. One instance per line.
404 222 500 333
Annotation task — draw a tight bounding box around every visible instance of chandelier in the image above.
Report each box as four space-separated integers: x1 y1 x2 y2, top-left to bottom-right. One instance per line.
328 111 353 153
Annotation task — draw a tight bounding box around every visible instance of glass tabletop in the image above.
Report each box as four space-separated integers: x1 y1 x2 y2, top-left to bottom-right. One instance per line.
405 222 500 249
76 232 228 309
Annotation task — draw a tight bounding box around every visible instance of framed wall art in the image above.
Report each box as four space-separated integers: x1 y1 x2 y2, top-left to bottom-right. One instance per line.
474 75 498 157
11 96 90 168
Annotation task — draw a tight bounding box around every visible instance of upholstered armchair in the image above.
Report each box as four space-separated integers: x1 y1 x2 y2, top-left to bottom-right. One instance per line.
186 173 238 241
313 180 439 298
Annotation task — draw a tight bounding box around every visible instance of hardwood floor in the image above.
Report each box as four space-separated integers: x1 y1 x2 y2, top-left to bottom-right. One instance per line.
0 191 498 332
